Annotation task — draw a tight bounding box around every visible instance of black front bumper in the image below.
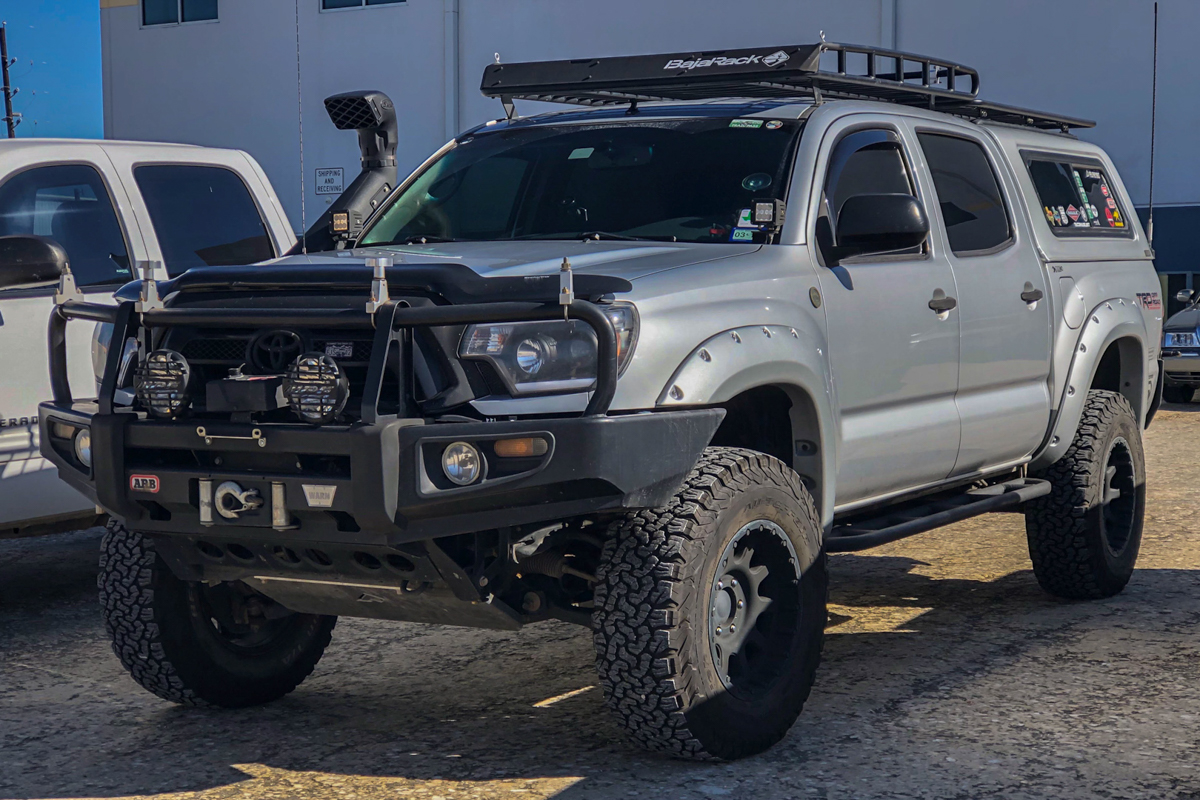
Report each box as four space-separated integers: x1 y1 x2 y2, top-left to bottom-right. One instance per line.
39 402 723 546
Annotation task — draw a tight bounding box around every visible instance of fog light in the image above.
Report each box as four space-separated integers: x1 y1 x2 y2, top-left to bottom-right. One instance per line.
441 441 482 486
73 428 92 468
493 437 549 458
284 353 350 424
134 349 193 419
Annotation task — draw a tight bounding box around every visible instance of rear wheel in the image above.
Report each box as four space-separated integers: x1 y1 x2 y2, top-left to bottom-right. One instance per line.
592 448 827 760
1024 390 1145 599
1162 384 1194 404
99 521 336 707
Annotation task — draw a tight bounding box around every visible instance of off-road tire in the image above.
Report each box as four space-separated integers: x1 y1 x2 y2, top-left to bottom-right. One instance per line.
1025 390 1145 599
593 447 827 760
1162 384 1194 404
99 520 336 707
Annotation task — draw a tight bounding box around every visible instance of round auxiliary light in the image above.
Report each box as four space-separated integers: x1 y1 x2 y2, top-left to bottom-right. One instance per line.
284 353 350 424
134 349 193 419
73 427 92 468
441 441 482 486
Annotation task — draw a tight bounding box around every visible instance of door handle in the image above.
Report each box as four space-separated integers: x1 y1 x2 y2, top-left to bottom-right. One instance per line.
928 290 957 313
1021 283 1045 303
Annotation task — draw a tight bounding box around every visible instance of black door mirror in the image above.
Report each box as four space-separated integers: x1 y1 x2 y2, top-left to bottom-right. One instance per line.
0 235 69 290
832 193 929 263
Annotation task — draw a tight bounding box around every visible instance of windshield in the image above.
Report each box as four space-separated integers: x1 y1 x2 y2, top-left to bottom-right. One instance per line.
359 117 802 246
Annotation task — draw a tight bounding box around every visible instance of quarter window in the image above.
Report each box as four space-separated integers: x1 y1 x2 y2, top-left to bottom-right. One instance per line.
917 133 1012 255
0 164 132 288
1025 157 1129 235
817 128 920 261
133 165 274 277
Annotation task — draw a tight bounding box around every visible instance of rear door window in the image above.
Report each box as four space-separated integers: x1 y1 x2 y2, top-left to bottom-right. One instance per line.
1024 156 1129 235
0 164 132 288
134 164 275 276
917 132 1012 255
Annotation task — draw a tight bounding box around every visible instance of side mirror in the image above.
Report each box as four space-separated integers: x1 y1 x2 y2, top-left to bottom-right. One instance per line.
0 235 69 290
1175 289 1193 304
832 194 929 263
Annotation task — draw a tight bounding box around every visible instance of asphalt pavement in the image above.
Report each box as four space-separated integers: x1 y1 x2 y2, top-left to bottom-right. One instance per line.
2 406 1199 800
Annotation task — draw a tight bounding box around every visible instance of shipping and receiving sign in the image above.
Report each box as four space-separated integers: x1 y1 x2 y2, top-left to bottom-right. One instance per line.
315 168 344 195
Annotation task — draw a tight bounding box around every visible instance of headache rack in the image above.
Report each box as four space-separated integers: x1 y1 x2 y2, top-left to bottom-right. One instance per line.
481 41 1094 132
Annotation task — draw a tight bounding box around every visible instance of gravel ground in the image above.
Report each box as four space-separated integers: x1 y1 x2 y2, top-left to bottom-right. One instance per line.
2 406 1199 800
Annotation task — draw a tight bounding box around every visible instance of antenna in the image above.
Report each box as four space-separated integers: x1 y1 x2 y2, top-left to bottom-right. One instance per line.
1148 1 1159 245
293 0 307 254
1 22 20 138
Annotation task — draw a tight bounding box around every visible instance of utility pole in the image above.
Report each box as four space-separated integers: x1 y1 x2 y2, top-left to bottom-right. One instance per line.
1 22 18 138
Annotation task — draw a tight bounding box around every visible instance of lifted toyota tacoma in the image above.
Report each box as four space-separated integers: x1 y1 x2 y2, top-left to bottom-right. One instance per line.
9 43 1163 760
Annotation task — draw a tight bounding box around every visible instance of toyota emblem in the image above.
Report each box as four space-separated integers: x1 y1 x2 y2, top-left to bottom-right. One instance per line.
248 330 304 373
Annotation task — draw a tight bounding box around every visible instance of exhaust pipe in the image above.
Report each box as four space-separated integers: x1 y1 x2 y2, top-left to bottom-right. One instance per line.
294 90 398 253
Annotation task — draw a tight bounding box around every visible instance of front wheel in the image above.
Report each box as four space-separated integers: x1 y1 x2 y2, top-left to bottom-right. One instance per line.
1024 390 1146 599
592 448 827 760
99 521 336 707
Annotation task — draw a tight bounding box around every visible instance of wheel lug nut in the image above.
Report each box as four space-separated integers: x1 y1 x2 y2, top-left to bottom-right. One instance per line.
729 624 736 633
737 600 744 609
717 581 724 589
715 626 722 635
731 579 738 587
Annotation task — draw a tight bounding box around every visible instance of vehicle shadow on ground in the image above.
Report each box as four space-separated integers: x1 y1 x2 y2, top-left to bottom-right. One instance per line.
6 542 1195 800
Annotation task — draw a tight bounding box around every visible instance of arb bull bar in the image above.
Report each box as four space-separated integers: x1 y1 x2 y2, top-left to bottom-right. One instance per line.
38 266 723 553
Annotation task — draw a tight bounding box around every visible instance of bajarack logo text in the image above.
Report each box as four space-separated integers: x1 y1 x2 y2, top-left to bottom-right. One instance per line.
664 50 790 71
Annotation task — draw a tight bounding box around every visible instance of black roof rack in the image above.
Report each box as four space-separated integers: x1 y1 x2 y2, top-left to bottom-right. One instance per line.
480 42 1094 132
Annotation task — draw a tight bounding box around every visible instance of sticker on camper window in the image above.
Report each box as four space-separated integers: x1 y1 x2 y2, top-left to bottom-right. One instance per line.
1025 156 1130 235
729 119 764 128
568 147 594 160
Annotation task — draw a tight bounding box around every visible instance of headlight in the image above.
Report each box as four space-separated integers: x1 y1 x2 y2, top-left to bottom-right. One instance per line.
134 350 193 419
1164 331 1198 347
284 353 350 424
459 302 638 395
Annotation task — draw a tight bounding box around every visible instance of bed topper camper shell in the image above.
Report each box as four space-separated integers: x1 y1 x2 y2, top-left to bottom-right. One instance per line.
481 41 1094 132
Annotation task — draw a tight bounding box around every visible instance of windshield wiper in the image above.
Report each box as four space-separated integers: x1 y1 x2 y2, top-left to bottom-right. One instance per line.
579 231 677 242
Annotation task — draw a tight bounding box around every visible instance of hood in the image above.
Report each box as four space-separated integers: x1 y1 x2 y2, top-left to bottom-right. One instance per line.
1164 306 1200 332
271 240 760 282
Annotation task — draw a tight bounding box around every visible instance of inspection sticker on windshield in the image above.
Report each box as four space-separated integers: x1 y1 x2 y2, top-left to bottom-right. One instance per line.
737 208 756 228
731 228 755 242
568 147 594 160
729 119 764 128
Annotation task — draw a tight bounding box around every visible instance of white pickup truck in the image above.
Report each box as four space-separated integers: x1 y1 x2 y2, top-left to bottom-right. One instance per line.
0 139 295 535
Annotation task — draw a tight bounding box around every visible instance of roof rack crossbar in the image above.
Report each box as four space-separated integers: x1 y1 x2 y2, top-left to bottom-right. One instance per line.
481 41 1093 131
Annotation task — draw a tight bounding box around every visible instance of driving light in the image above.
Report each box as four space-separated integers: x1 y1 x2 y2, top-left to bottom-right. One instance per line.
441 441 482 485
1164 331 1198 348
134 349 193 419
284 353 350 424
73 428 92 468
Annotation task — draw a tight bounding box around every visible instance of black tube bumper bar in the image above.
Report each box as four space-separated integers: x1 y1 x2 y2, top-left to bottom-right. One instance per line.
51 297 620 417
39 402 724 545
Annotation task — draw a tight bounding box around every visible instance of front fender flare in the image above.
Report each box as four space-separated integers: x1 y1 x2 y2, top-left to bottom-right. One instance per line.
656 324 837 530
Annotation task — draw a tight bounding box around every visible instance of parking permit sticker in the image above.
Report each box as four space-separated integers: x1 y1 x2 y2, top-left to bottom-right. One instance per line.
729 119 764 128
737 208 755 228
730 228 755 242
130 475 160 493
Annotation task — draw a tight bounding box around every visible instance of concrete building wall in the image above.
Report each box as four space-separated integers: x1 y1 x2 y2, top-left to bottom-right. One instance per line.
100 0 1194 272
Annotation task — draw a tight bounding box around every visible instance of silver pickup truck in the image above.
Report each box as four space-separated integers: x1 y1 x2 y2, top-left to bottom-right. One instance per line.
9 43 1162 761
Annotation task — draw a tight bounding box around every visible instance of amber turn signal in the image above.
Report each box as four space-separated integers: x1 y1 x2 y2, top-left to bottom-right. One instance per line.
493 437 549 458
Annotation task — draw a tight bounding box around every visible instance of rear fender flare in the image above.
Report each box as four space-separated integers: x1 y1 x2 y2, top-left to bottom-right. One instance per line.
1031 298 1150 470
